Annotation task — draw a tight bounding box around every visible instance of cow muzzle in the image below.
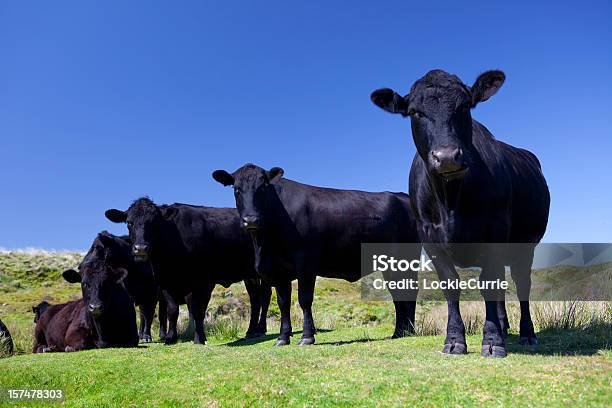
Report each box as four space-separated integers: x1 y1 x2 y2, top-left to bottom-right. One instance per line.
132 244 149 261
430 147 467 180
88 303 104 317
241 216 261 231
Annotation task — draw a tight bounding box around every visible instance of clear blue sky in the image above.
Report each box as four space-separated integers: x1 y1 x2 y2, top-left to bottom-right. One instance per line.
1 1 611 250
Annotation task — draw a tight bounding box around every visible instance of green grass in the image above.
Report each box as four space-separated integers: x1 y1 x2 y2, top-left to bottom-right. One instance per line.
0 327 610 407
1 251 611 407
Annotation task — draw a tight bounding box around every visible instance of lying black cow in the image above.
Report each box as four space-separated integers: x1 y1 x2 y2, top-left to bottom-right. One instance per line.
371 69 550 357
0 318 13 355
105 198 272 345
213 164 420 345
33 264 139 352
33 300 91 352
62 231 167 342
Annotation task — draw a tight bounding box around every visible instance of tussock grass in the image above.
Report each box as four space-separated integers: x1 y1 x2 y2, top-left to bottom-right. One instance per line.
533 301 611 333
0 332 13 358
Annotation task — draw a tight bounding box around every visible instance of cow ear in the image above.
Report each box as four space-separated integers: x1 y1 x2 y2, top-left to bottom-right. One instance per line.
113 267 129 284
62 269 81 283
105 209 127 223
267 167 284 184
162 207 178 220
370 88 409 116
97 232 115 247
471 70 505 106
212 170 235 186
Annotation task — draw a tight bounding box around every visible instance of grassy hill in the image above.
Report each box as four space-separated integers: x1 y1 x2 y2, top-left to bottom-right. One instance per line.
0 251 610 406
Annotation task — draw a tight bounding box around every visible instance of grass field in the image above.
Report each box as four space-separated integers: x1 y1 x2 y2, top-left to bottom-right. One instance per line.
1 251 611 407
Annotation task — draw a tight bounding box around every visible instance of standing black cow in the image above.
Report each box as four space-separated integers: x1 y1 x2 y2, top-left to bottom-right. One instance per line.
105 198 272 345
0 318 13 355
371 69 550 357
34 261 139 352
212 164 420 346
62 231 167 342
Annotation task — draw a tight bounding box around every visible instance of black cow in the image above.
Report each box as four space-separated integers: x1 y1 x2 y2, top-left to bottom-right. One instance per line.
62 231 167 342
212 164 420 345
105 199 272 345
0 318 13 355
371 69 550 357
33 300 92 352
33 265 139 352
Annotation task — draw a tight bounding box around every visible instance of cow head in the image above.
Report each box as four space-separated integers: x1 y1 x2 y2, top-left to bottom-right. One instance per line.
62 246 128 320
371 69 505 180
105 197 176 261
212 163 284 232
32 301 51 323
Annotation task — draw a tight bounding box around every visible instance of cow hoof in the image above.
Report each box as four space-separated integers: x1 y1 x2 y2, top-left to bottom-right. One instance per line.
298 337 315 346
245 331 263 339
194 340 207 345
481 344 507 358
519 336 538 346
64 346 75 352
42 347 52 353
391 331 412 339
274 338 290 346
140 336 152 343
164 337 178 346
442 342 467 355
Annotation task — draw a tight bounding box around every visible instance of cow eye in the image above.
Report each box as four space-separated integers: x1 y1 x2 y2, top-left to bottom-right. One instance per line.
234 189 241 196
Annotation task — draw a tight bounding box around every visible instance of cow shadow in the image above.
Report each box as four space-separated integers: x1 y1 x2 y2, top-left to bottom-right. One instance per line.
315 337 388 346
505 324 612 356
224 328 335 347
225 333 279 347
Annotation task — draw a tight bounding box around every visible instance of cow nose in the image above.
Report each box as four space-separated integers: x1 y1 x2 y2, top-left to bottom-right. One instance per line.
133 244 149 255
88 303 103 317
242 216 260 230
431 147 463 173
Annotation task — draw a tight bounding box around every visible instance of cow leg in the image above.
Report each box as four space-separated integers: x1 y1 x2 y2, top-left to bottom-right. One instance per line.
384 268 417 338
191 282 214 345
274 281 292 346
157 291 168 340
33 326 47 354
244 279 263 338
138 307 145 339
164 292 179 345
139 301 155 343
391 300 416 338
258 283 272 335
480 261 507 357
297 272 317 346
65 324 92 352
426 246 466 354
497 297 509 339
511 247 537 345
